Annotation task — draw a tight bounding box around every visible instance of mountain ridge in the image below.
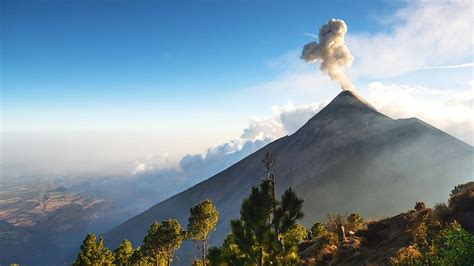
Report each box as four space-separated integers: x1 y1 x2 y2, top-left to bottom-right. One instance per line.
104 90 473 263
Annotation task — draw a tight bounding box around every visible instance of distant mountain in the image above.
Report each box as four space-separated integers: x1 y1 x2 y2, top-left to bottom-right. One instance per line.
104 90 473 262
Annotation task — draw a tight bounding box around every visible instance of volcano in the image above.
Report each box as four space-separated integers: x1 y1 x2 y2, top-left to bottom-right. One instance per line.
105 90 473 261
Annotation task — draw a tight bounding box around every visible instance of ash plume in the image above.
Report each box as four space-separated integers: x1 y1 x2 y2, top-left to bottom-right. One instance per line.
301 19 354 90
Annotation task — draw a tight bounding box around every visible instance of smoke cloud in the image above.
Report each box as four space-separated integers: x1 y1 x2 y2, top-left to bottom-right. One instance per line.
301 19 354 90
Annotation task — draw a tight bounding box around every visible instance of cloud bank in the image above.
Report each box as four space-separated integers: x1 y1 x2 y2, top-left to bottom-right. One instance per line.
347 0 473 78
133 101 327 183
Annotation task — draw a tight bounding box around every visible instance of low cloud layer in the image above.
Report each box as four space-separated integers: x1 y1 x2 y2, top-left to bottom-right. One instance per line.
133 101 327 183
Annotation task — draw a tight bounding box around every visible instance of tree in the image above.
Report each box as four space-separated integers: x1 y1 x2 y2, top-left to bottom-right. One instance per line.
187 199 219 266
273 187 305 235
142 222 164 265
142 219 185 266
207 247 223 266
208 153 307 266
114 239 134 265
73 234 114 266
346 213 364 232
207 233 251 266
129 246 154 265
231 181 274 265
230 179 305 265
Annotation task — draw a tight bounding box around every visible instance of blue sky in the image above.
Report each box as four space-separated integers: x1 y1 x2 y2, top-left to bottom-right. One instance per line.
2 0 404 130
1 0 472 178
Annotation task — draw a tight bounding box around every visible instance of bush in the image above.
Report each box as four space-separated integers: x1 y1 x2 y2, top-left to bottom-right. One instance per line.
448 182 474 212
310 222 326 238
281 223 308 246
389 245 423 265
432 221 474 265
392 220 474 265
325 213 347 233
318 232 339 247
414 202 426 211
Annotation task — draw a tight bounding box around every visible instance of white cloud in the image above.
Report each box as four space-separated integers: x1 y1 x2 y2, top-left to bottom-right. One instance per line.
411 63 474 71
347 0 473 78
272 101 327 134
133 100 327 183
132 153 171 175
368 81 474 145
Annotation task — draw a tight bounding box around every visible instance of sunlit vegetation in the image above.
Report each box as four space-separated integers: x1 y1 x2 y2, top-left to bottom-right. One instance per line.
390 182 474 265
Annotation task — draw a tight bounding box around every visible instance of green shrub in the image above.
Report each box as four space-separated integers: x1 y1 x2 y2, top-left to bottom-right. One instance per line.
281 223 308 246
432 221 474 265
389 245 423 265
311 222 326 238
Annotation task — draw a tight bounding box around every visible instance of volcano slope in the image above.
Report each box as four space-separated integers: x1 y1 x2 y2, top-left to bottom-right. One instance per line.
104 90 473 261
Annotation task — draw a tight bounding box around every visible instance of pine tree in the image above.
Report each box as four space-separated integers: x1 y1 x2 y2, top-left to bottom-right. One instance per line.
114 239 134 265
231 180 274 265
73 234 114 266
208 233 248 265
97 237 115 265
187 199 219 266
273 187 305 234
129 246 155 265
230 180 304 265
142 219 185 266
346 213 364 232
